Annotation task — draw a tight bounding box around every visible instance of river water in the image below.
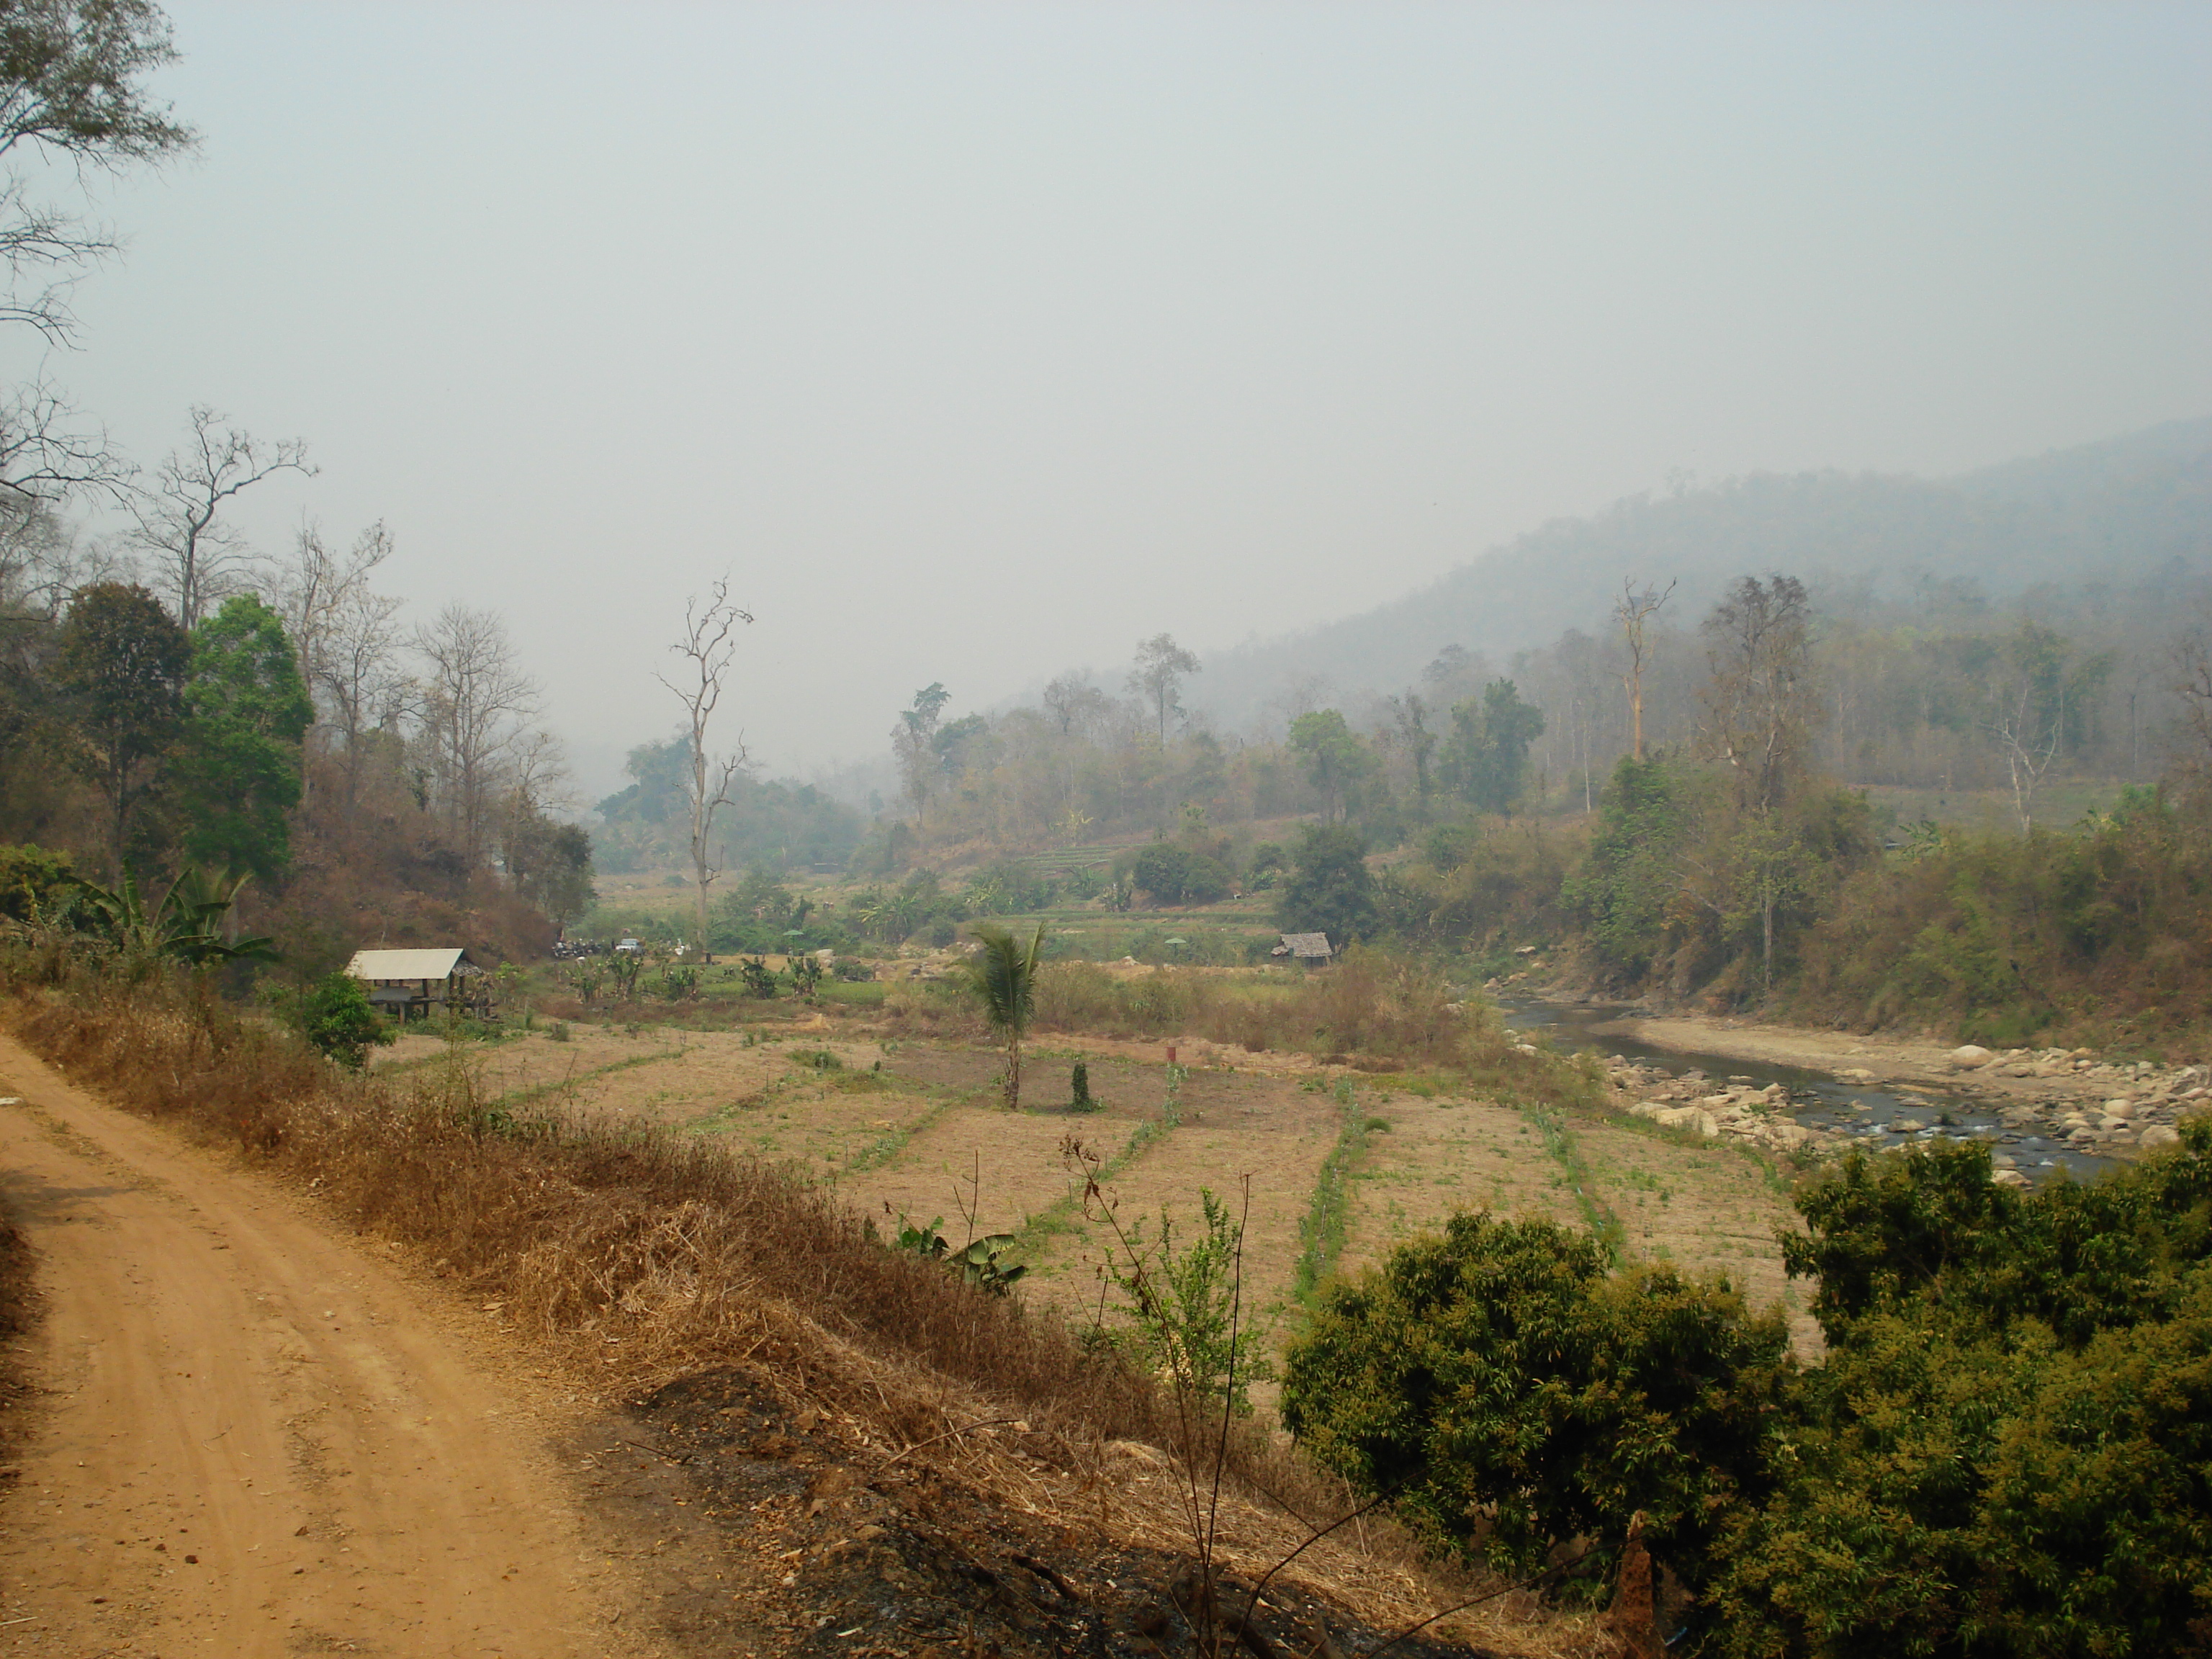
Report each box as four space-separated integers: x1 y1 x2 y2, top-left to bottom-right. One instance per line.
1495 997 2116 1186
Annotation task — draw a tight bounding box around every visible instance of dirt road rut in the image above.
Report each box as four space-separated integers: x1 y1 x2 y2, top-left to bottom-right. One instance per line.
0 1030 665 1658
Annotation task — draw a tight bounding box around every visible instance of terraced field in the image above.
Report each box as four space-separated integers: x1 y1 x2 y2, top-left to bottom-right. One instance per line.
387 1017 1814 1367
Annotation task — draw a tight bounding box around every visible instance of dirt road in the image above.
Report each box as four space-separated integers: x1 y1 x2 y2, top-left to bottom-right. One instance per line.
0 1030 667 1658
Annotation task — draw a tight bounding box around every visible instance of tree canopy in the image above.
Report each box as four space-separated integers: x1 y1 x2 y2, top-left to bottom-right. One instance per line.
175 593 312 879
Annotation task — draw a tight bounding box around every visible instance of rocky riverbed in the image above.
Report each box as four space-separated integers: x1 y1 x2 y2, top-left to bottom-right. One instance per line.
1596 1043 2210 1186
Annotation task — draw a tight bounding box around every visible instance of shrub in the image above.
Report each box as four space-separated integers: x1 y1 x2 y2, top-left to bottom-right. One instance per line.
298 971 392 1069
1709 1130 2212 1656
1094 1187 1272 1417
0 842 79 924
1027 948 1531 1076
1282 1212 1789 1587
1786 799 2212 1046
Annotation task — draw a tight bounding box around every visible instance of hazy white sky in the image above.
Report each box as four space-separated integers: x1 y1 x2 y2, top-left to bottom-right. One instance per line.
22 1 2212 796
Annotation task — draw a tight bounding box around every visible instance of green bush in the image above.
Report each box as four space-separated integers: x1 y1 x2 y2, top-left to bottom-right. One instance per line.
1098 1187 1272 1417
1707 1131 2212 1656
298 971 393 1069
889 1214 1028 1297
1282 1211 1789 1586
0 843 79 924
1786 796 2212 1046
1289 1132 2212 1653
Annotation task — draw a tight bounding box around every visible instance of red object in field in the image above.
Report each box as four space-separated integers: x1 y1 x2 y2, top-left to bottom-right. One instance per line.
1166 1045 1177 1066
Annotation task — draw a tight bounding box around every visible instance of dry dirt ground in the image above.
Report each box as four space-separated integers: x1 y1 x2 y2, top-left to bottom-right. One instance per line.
0 1028 677 1659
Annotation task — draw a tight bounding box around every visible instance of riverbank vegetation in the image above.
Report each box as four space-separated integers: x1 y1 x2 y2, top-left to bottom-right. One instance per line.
1285 1129 2212 1655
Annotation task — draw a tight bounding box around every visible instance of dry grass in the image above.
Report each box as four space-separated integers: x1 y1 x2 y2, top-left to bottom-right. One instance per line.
0 974 1606 1657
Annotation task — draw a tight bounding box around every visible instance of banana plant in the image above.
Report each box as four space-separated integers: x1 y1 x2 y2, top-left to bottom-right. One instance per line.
71 866 277 978
891 1213 1028 1296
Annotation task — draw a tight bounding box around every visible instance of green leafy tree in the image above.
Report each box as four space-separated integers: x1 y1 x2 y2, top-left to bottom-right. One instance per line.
175 593 312 879
1282 1212 1789 1585
505 813 595 924
891 681 950 819
1440 679 1545 815
298 970 391 1069
0 841 76 923
595 732 691 827
1385 692 1437 805
1287 708 1382 824
1131 841 1231 906
931 711 992 780
55 581 187 870
1274 823 1376 945
958 920 1044 1110
1564 755 1692 976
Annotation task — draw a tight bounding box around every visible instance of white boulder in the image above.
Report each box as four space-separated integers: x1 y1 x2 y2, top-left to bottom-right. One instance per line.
1948 1045 1997 1070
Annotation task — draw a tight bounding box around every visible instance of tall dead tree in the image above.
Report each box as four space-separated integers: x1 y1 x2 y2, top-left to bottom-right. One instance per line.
1614 577 1674 762
414 603 538 863
132 407 313 628
659 578 752 954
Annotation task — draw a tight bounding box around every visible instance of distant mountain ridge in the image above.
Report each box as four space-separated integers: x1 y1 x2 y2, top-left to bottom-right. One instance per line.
1192 416 2212 729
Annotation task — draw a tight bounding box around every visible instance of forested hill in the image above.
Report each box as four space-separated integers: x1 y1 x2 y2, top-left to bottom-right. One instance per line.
1196 415 2212 727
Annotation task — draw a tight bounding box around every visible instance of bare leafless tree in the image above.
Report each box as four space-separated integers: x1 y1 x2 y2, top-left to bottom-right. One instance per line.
413 603 539 863
1980 621 2104 835
0 378 133 518
131 407 314 629
0 4 195 539
1041 671 1113 741
0 490 127 616
1699 575 1817 814
658 577 752 952
2173 598 2212 795
0 2 193 331
279 520 403 806
1614 577 1675 763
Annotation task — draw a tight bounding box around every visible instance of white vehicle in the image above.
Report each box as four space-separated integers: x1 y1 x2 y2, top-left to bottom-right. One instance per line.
615 937 644 956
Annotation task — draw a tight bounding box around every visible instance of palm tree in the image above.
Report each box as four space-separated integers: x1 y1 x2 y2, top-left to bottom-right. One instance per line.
959 922 1046 1110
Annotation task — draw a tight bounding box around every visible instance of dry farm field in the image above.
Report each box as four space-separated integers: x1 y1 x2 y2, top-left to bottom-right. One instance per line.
379 1013 1815 1360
